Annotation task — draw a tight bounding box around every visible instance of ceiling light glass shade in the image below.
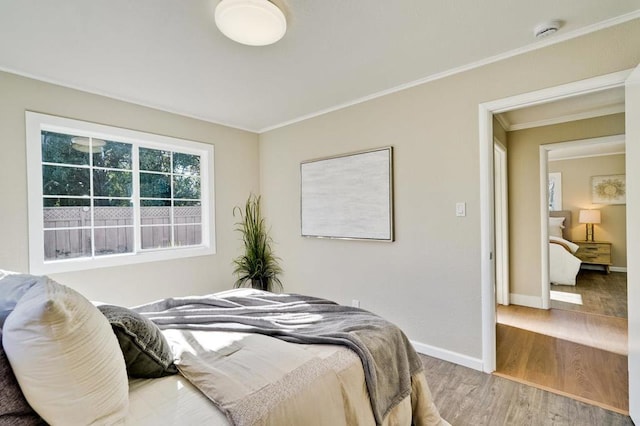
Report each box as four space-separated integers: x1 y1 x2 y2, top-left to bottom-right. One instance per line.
215 0 286 46
71 136 106 153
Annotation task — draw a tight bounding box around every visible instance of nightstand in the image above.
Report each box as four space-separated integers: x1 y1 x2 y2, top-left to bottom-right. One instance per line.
573 240 612 273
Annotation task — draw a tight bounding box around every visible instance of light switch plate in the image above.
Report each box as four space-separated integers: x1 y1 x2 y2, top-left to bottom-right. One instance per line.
456 202 466 217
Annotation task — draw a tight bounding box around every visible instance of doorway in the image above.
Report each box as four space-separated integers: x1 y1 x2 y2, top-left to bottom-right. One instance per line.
496 133 629 412
541 135 627 319
478 67 639 420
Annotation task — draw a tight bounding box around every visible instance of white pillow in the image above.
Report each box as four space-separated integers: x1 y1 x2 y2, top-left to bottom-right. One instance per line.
548 217 565 238
2 277 129 425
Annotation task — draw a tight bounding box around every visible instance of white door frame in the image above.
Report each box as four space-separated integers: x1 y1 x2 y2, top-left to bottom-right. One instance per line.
494 141 509 306
539 147 551 309
478 69 632 373
625 64 640 424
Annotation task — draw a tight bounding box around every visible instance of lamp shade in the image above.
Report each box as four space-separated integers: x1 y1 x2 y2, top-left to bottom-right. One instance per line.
215 0 286 46
578 209 601 224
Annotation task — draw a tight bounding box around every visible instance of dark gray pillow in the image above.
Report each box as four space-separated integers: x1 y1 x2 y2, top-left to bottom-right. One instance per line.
98 305 177 378
0 330 46 425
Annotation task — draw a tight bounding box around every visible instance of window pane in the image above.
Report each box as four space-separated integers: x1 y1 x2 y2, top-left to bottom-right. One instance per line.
140 148 170 172
42 165 90 196
173 176 200 199
93 141 132 169
174 225 202 247
141 200 170 226
41 131 89 166
94 227 134 256
173 153 200 176
93 170 132 197
141 200 171 207
174 202 201 224
140 173 170 198
43 199 91 228
94 200 133 227
141 226 171 249
43 198 91 207
44 228 91 260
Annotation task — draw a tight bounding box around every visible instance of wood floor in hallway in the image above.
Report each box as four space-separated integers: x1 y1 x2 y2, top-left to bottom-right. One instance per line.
496 323 628 414
497 304 627 355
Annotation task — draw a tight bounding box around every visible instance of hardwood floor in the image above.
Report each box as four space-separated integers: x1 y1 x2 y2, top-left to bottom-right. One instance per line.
497 305 627 355
551 270 627 318
420 354 633 425
495 324 628 414
495 270 629 414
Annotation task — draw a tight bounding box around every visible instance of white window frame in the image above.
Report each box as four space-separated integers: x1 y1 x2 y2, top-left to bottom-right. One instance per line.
26 111 216 274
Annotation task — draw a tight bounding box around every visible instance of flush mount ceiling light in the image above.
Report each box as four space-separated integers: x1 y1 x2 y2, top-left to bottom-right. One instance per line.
534 20 562 39
215 0 287 46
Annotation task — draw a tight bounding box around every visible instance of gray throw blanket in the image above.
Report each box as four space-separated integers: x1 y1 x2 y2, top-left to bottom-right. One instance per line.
133 290 423 425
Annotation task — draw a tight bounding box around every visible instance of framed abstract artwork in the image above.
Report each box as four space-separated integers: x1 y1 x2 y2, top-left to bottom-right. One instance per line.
300 147 393 241
591 174 626 204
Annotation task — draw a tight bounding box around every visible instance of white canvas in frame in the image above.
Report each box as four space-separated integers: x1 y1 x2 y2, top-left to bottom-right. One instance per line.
300 147 393 241
591 174 626 204
548 172 562 211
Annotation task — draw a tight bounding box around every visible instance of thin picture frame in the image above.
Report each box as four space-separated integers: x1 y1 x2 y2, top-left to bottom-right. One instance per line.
591 174 626 204
300 146 394 241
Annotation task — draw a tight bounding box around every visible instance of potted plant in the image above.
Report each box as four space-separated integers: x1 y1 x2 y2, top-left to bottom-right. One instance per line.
232 194 283 292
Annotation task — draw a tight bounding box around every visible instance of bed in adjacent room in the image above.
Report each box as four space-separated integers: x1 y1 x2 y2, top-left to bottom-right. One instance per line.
549 211 582 286
0 272 448 426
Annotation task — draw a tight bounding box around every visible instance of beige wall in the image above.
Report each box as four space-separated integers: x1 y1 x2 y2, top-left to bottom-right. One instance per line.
259 20 640 359
550 154 626 267
507 114 625 299
0 71 259 305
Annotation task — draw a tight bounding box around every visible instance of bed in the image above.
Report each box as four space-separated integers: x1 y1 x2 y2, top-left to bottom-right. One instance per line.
0 272 449 426
549 211 582 286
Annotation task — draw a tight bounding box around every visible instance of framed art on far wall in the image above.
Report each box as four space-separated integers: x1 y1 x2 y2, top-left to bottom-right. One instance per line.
548 172 562 211
591 174 626 204
300 147 393 241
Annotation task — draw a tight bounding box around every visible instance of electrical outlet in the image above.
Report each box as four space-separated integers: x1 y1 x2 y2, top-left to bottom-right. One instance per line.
456 202 466 217
352 299 360 308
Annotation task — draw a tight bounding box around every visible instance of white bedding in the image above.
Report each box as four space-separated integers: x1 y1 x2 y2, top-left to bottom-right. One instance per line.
549 236 582 286
127 374 228 425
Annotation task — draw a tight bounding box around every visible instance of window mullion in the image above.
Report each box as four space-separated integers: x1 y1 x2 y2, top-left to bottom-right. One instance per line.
89 138 96 259
132 144 141 254
170 154 175 247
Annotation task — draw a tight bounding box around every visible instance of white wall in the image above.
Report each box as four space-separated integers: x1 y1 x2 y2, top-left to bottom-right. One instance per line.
259 20 640 361
0 71 260 306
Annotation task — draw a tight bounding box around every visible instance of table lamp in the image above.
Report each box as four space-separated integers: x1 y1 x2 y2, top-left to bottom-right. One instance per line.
578 209 601 242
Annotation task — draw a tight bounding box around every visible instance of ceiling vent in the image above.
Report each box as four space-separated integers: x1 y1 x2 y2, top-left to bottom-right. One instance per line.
534 20 562 39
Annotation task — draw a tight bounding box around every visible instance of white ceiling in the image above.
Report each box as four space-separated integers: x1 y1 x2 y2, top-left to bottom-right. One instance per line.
0 1 639 132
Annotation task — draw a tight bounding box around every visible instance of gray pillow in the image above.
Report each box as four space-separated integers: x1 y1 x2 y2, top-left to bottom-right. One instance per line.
98 305 177 378
0 273 44 328
0 330 46 425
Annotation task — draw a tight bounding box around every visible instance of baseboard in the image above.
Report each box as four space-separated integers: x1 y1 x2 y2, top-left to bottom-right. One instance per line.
509 293 543 308
610 266 627 273
411 340 484 372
